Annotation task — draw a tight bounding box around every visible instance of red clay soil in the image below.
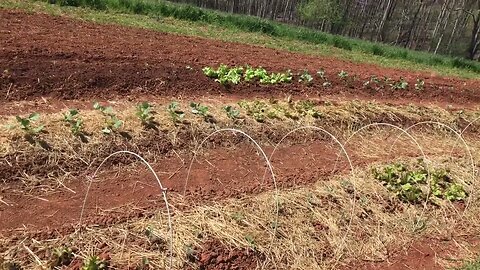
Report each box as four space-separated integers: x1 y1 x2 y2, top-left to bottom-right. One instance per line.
185 239 263 270
0 10 479 108
0 141 349 236
355 236 480 270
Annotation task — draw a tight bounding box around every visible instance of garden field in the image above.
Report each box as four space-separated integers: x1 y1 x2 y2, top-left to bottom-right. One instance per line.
1 5 480 270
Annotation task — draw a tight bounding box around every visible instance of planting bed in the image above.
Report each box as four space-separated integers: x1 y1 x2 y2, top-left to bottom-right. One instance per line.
1 7 480 270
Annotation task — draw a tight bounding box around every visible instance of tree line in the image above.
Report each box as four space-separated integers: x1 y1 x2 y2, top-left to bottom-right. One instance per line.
168 0 480 60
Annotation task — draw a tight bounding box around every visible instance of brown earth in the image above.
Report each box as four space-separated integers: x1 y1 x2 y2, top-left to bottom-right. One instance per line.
0 9 479 109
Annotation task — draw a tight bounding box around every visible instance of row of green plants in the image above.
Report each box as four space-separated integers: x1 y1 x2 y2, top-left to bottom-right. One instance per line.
9 101 241 138
203 64 425 91
202 65 293 85
9 99 334 140
41 0 480 73
373 161 467 204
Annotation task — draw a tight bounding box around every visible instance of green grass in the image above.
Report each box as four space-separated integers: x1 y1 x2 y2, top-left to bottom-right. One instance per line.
2 0 480 79
460 259 480 270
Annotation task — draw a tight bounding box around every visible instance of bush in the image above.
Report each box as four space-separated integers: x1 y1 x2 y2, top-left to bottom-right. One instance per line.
370 45 385 56
452 57 480 72
58 0 82 7
331 36 352 51
84 0 106 10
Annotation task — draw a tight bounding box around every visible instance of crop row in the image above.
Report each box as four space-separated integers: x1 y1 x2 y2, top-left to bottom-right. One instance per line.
202 64 425 91
7 99 329 143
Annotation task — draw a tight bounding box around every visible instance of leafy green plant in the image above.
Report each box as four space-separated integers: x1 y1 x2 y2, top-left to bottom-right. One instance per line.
337 70 348 79
373 162 467 204
63 109 84 136
49 247 74 268
295 100 321 118
363 75 382 89
260 70 292 84
167 101 185 123
238 100 280 123
136 102 155 127
224 105 240 119
298 70 313 84
82 255 109 270
218 66 243 85
203 65 243 85
190 102 209 117
202 66 217 78
93 102 123 134
391 77 409 90
15 113 45 135
244 65 268 82
204 64 292 85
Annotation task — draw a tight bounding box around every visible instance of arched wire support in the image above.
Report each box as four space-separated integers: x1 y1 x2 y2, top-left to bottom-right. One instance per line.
80 151 174 270
183 128 279 249
264 126 354 267
340 123 430 228
389 121 476 213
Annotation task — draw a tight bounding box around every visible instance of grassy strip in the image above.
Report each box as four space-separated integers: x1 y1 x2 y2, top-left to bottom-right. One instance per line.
1 0 480 79
462 261 480 270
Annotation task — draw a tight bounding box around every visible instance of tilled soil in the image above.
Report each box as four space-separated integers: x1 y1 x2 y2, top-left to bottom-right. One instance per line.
0 9 479 108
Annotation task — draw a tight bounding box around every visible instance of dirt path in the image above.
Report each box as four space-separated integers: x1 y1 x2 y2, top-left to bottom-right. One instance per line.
0 9 479 109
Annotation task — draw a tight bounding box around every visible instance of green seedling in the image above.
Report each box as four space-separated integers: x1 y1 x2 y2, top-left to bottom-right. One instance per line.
244 235 258 251
391 77 409 90
167 101 185 123
338 70 348 79
15 113 44 135
298 70 313 84
223 105 240 119
190 102 209 117
136 102 155 127
238 100 281 122
445 183 467 201
363 75 382 89
202 66 217 78
82 255 109 270
63 109 84 136
50 247 74 268
295 100 321 118
93 102 123 134
261 70 293 84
